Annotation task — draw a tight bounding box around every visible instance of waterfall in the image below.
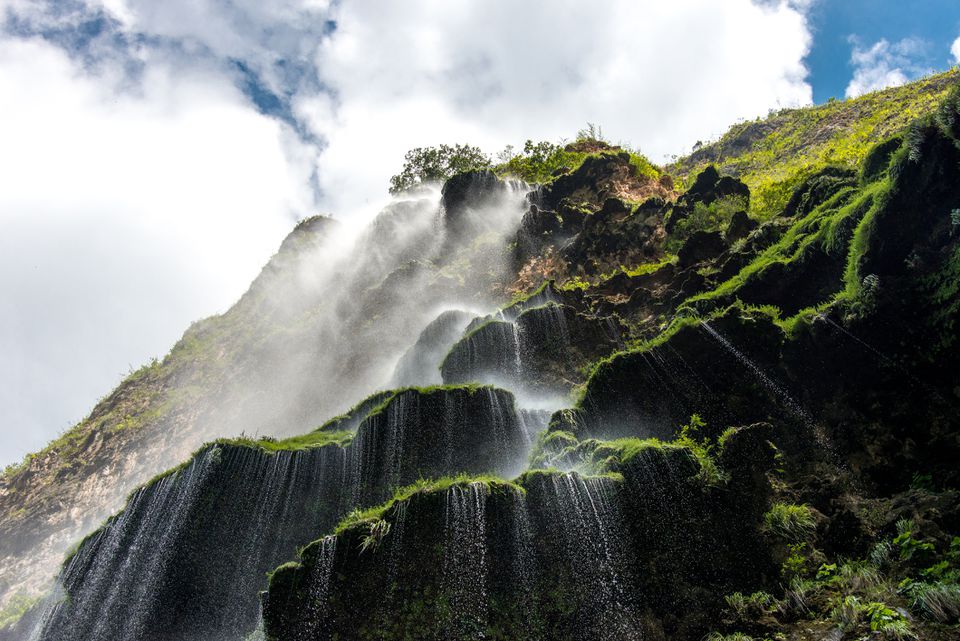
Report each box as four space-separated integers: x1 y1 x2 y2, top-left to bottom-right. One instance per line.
27 442 356 641
538 473 642 641
347 387 530 505
441 483 490 640
295 536 338 641
517 408 551 445
31 447 219 641
391 309 475 388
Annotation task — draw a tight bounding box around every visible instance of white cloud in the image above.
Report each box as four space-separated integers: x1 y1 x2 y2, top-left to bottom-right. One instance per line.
845 37 929 98
303 0 813 215
0 38 317 466
952 35 960 64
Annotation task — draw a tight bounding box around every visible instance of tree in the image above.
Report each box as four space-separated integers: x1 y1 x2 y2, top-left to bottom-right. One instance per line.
388 144 491 194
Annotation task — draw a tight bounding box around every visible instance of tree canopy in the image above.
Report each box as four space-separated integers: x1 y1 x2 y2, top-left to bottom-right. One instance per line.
388 144 491 194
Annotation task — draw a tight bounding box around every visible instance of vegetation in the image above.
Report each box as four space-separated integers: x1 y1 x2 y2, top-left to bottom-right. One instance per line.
0 593 40 631
666 194 748 252
388 144 491 194
671 69 958 219
763 503 817 542
711 522 960 640
494 140 589 184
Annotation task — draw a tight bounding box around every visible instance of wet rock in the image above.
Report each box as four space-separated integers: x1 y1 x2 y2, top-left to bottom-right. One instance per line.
441 169 506 227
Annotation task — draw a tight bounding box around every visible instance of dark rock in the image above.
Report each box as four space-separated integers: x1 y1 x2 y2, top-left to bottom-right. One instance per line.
677 230 728 268
575 309 789 440
782 167 857 218
441 169 505 226
666 167 750 233
726 210 758 242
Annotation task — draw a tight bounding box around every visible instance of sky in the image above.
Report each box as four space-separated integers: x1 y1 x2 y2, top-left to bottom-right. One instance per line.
1 0 959 468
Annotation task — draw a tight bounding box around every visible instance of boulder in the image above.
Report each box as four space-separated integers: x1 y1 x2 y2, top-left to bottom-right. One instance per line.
677 230 728 268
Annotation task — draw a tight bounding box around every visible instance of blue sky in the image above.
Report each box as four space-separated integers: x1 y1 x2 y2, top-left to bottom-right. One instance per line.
1 0 959 468
807 0 960 102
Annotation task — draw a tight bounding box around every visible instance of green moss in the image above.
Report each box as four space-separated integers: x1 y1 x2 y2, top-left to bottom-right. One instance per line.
332 474 523 537
682 180 885 316
621 256 675 277
217 430 353 453
529 416 726 486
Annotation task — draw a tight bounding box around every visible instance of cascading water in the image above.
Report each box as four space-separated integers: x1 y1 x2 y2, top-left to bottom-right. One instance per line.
534 473 642 641
346 387 531 507
441 483 490 640
29 447 220 641
391 309 476 387
25 384 535 641
294 536 338 641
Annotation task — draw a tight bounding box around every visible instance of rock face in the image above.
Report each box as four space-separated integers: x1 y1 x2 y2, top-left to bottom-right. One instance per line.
6 77 960 641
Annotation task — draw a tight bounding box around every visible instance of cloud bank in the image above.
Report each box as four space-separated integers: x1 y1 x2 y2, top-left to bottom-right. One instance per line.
845 36 931 98
0 0 815 467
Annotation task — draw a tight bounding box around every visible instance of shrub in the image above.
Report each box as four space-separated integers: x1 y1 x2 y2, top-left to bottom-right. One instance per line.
666 194 748 253
496 140 587 184
893 519 935 561
901 579 960 622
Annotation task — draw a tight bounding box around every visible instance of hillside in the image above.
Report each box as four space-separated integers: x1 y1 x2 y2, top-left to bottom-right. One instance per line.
670 68 959 219
3 73 960 641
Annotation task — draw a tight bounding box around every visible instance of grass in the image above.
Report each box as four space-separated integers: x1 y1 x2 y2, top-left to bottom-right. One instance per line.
670 69 958 220
682 178 887 317
763 503 817 542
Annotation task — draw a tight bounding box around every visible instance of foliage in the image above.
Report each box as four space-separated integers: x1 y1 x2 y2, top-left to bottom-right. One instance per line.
724 591 776 621
495 140 587 184
576 122 606 143
359 518 392 553
831 596 917 640
893 519 935 561
763 503 817 542
388 144 491 194
674 414 727 486
666 195 748 253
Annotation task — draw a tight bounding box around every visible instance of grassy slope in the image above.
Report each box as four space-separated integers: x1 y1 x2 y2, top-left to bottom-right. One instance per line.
670 69 959 219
